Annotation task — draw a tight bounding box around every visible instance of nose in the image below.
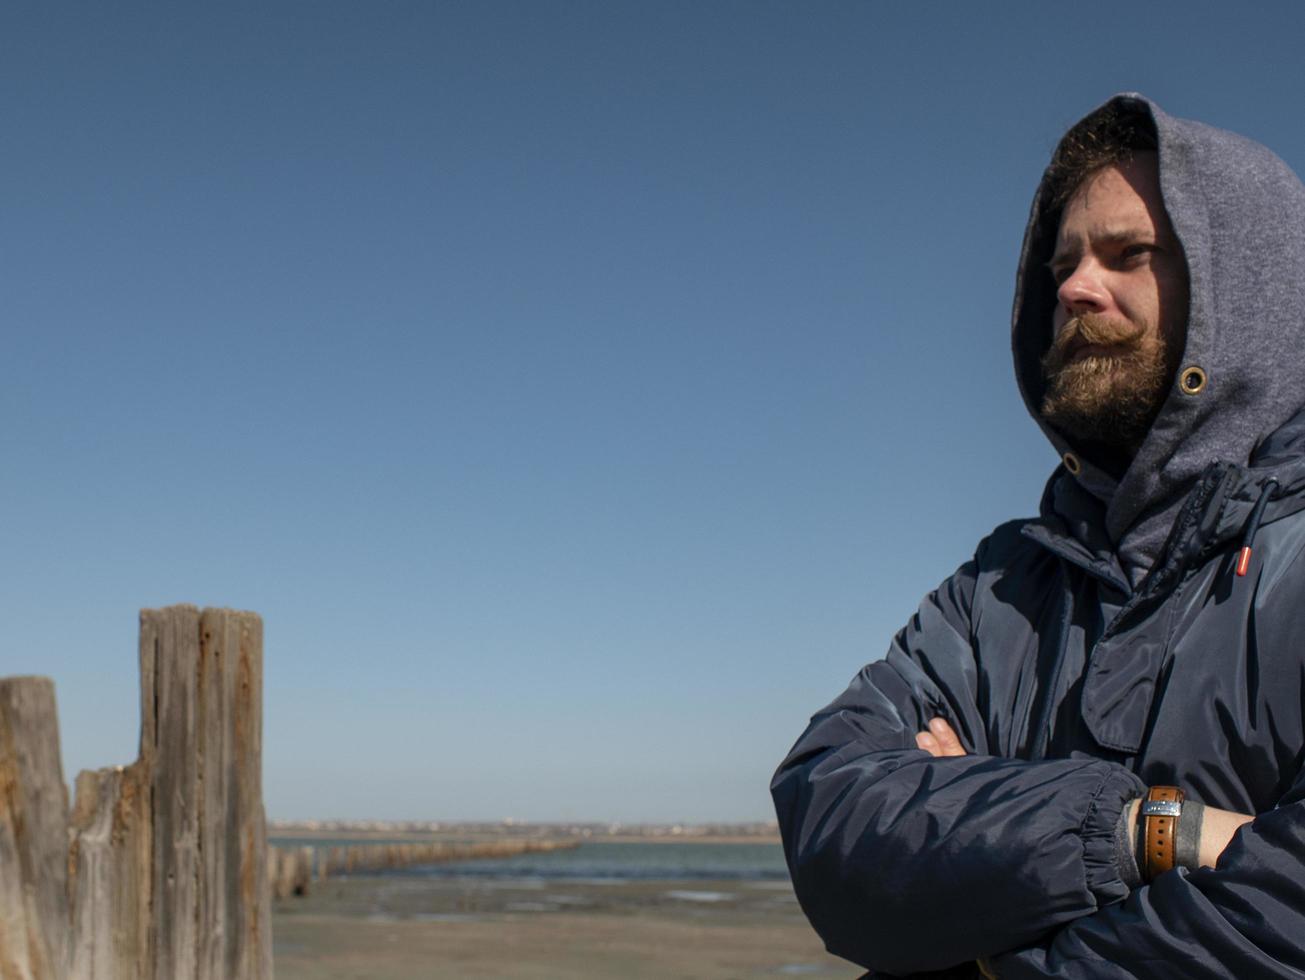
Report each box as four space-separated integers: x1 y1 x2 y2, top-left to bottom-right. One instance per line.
1056 261 1109 317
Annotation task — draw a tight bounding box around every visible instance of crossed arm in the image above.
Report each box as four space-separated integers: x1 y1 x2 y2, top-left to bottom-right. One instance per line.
774 549 1305 976
915 717 1254 870
775 659 1287 975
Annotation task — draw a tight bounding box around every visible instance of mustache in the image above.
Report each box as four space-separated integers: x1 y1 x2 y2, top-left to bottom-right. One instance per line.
1043 314 1147 372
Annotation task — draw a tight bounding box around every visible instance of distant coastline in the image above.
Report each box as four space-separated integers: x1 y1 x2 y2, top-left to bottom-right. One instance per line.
268 819 780 845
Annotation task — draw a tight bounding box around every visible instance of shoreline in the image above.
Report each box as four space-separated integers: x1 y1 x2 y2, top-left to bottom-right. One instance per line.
272 872 853 979
270 828 781 846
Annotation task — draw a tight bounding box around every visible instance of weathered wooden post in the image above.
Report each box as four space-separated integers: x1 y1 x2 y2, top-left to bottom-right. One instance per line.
67 762 152 978
141 607 270 979
2 605 272 980
0 677 71 980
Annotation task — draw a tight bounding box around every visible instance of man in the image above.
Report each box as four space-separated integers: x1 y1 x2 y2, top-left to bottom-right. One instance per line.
771 94 1305 978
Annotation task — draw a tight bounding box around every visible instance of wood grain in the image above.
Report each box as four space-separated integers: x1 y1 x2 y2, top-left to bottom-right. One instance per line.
0 677 70 980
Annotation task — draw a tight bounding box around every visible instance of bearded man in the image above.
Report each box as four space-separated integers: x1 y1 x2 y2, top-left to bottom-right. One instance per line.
772 94 1305 978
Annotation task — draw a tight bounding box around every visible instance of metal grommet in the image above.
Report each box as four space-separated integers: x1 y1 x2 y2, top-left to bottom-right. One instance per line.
1063 452 1082 475
1180 366 1207 395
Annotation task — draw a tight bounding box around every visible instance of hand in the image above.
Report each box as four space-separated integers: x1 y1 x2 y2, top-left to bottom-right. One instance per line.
915 717 967 757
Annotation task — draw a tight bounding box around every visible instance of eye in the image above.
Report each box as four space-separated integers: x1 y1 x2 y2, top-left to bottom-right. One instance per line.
1120 243 1157 263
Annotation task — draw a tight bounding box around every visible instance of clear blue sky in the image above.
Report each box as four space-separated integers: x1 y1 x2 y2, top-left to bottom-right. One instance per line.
4 2 1304 823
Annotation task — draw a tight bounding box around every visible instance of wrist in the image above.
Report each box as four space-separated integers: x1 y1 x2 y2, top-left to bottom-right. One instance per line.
1197 806 1253 868
1135 786 1197 881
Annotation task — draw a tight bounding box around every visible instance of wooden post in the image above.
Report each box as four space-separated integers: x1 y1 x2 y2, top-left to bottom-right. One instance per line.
2 605 271 980
0 677 70 980
67 763 152 978
141 606 272 980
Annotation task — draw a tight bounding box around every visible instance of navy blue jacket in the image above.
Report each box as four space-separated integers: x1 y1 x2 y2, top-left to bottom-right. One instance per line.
773 95 1305 978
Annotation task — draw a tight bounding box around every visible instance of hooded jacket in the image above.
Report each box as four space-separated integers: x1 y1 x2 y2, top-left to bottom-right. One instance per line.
771 94 1305 978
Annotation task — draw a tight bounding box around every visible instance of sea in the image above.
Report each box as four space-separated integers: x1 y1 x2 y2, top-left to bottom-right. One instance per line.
269 838 789 884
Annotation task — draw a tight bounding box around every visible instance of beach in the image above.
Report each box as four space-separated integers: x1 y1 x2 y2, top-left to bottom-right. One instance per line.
271 841 859 979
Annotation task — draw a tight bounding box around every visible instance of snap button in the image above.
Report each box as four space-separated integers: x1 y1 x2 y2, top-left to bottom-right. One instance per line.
1180 366 1207 395
1063 452 1082 475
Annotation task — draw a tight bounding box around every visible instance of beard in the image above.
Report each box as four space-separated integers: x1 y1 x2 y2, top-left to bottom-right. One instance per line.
1040 313 1173 453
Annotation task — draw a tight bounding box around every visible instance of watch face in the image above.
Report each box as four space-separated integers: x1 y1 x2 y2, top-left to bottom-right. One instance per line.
1141 800 1182 817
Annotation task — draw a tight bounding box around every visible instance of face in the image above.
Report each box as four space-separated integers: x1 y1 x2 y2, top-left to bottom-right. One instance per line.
1041 153 1189 453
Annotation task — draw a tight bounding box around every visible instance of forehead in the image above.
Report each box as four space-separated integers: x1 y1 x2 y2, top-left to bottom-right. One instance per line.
1054 154 1170 249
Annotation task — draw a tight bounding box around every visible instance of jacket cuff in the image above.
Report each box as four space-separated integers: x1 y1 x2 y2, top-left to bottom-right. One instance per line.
1082 765 1147 905
1112 790 1144 890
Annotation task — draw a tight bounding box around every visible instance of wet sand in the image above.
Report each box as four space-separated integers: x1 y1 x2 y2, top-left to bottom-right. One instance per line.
272 874 860 979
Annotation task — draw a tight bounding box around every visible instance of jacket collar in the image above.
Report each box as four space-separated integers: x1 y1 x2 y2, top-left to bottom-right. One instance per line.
1022 404 1305 595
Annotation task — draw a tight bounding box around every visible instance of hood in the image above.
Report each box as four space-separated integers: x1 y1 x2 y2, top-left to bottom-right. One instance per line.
1013 94 1305 584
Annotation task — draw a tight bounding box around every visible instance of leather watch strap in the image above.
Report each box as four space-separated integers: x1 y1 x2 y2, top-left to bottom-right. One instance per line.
1141 785 1185 882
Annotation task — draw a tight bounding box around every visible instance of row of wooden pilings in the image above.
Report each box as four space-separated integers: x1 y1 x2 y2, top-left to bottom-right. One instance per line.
268 838 579 899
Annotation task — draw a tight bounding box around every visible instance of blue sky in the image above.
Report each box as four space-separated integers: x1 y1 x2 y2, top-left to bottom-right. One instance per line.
4 2 1305 822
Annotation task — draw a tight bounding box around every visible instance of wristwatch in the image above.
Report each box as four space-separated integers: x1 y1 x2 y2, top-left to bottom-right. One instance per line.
1139 785 1185 881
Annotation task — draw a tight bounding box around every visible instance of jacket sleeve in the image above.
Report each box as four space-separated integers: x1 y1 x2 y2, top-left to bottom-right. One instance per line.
770 555 1146 975
987 766 1305 978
